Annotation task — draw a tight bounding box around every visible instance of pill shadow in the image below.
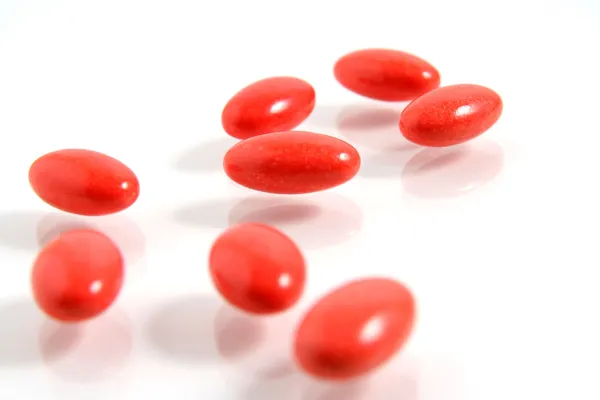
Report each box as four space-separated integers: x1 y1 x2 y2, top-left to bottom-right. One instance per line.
241 371 304 400
300 356 419 400
172 193 362 250
144 295 265 364
358 149 421 179
336 105 416 152
353 372 418 400
39 309 132 383
36 212 146 267
241 365 417 400
230 199 322 225
172 199 233 230
0 211 44 251
302 381 367 400
228 193 363 250
0 299 47 365
174 137 238 173
301 104 345 132
401 139 505 199
214 304 266 360
255 359 298 380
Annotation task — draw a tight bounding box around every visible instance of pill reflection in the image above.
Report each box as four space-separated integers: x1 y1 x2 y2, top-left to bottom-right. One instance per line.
241 360 418 400
214 304 266 360
401 140 504 198
144 295 222 363
144 295 265 364
36 212 146 274
0 299 47 365
336 105 412 152
39 309 132 383
228 193 362 250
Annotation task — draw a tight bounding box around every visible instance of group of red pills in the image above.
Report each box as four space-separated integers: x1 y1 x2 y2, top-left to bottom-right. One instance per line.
27 48 502 380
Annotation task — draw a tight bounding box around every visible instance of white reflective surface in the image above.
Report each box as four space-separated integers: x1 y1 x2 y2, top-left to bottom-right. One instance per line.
0 0 599 399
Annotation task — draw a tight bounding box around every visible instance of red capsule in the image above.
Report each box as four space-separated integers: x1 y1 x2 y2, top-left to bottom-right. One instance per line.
221 76 316 139
400 84 503 147
209 223 306 315
223 131 360 194
294 277 416 380
31 229 124 323
29 149 140 216
334 49 440 102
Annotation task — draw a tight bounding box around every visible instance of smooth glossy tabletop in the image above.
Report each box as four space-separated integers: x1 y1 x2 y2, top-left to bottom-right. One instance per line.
0 0 599 399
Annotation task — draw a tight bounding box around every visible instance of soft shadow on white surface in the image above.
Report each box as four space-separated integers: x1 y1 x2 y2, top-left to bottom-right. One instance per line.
0 211 146 267
232 200 322 224
241 373 303 400
354 372 418 400
174 137 237 172
303 356 419 400
0 299 47 365
214 304 266 360
301 381 367 400
401 140 504 198
173 200 231 229
253 359 297 380
359 150 421 179
336 105 416 152
240 358 418 400
0 211 43 251
302 104 414 152
301 104 343 132
145 295 265 364
36 212 146 268
39 309 132 382
173 193 362 249
228 194 363 249
38 323 80 364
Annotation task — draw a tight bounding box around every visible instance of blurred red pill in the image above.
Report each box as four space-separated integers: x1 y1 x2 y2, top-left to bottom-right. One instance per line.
29 149 140 216
31 229 124 323
221 76 316 139
334 49 440 101
223 131 361 194
209 223 306 315
294 277 416 380
400 84 503 147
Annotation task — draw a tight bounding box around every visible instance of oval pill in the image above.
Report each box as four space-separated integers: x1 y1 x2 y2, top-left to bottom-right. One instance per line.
294 277 416 380
29 149 140 216
31 229 124 323
221 76 316 139
223 131 361 194
334 49 440 101
399 84 503 147
209 223 306 314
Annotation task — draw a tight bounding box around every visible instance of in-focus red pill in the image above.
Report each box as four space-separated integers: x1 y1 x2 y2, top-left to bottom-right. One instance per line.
400 84 503 147
334 49 440 102
209 223 306 315
294 277 416 380
221 76 316 139
223 131 360 194
31 229 124 323
29 149 140 216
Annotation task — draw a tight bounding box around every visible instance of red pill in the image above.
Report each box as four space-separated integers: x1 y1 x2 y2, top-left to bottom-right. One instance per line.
294 277 416 380
400 84 503 147
334 49 440 102
29 149 140 216
223 131 360 194
209 223 306 315
221 76 316 139
31 229 124 323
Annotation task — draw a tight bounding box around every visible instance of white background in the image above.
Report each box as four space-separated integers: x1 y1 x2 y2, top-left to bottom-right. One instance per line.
0 0 599 399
